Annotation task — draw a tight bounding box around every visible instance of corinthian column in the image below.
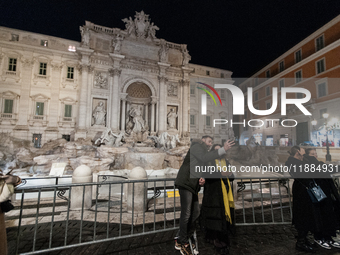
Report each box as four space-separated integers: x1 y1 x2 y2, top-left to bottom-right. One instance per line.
78 64 89 129
86 65 94 128
120 93 128 131
157 62 170 134
144 103 149 128
109 68 122 131
150 96 157 134
76 48 94 135
158 75 167 133
181 79 190 136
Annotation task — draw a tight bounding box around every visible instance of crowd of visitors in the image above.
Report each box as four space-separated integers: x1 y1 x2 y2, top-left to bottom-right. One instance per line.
175 138 340 255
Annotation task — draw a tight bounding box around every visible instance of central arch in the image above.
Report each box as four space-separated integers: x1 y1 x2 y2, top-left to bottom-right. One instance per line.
122 77 156 96
120 77 157 133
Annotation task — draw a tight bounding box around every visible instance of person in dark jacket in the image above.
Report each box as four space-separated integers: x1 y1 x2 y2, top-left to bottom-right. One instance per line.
304 148 340 249
200 144 235 255
286 146 340 253
175 136 234 255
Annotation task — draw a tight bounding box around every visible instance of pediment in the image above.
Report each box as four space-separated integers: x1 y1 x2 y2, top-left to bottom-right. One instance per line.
30 93 50 100
1 90 20 98
60 97 77 104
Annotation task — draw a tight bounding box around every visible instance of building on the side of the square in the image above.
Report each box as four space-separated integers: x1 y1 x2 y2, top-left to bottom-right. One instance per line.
189 64 234 143
238 15 340 147
0 11 233 147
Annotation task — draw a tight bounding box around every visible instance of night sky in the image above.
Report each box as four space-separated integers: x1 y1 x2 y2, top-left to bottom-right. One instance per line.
0 0 339 78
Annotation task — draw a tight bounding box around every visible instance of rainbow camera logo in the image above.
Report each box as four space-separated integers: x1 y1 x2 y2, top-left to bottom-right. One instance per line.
196 82 222 115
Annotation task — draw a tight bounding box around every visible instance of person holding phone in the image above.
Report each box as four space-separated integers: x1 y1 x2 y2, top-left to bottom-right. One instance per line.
175 136 234 255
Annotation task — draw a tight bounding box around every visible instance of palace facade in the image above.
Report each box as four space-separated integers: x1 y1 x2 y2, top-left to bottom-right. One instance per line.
0 11 233 147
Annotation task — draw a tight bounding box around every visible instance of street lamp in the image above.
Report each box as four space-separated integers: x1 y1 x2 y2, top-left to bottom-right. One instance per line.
311 119 317 126
311 119 317 146
322 113 331 162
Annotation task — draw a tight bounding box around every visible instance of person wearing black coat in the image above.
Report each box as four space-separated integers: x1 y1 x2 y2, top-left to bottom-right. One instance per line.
200 144 235 255
175 137 234 254
304 148 340 249
286 146 340 253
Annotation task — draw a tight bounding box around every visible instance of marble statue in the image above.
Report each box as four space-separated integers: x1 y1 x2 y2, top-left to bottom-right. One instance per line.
122 17 135 36
112 131 125 147
95 128 115 146
94 73 108 89
148 132 180 149
80 27 89 46
122 11 159 40
112 34 124 53
158 132 169 148
167 84 178 97
95 128 125 147
166 134 180 149
126 106 147 134
134 11 149 38
147 22 159 39
92 101 106 126
170 134 180 149
158 41 168 62
167 109 177 129
182 48 191 65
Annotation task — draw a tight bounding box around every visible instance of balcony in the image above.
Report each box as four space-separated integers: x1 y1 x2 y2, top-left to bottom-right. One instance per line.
2 70 20 82
33 74 51 86
0 113 17 125
5 71 17 76
29 115 48 126
58 116 75 127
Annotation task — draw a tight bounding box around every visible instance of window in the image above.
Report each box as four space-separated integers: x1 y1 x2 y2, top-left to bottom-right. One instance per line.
295 70 302 83
296 93 303 99
190 115 195 125
8 58 17 71
33 134 42 148
254 92 258 101
220 73 224 78
266 102 271 110
316 59 325 74
315 35 324 51
317 82 327 98
320 108 327 118
64 105 72 117
206 70 210 76
39 62 47 75
206 116 211 126
11 34 19 41
295 49 302 63
266 86 270 96
35 102 44 115
279 79 285 90
67 67 74 79
190 85 195 95
266 70 270 79
279 61 284 72
4 99 13 113
41 40 48 47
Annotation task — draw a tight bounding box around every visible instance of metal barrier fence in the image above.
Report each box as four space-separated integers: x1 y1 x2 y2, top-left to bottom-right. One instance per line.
9 177 292 254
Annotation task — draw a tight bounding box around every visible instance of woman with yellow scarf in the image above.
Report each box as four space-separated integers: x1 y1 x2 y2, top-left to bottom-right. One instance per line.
200 144 235 255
